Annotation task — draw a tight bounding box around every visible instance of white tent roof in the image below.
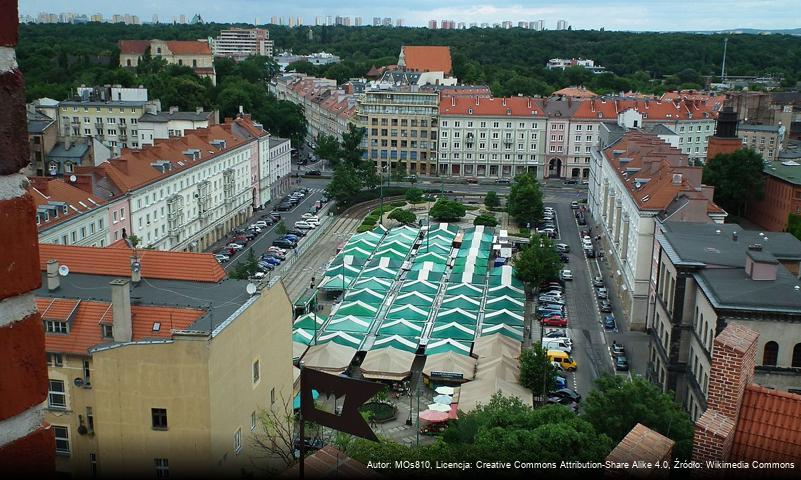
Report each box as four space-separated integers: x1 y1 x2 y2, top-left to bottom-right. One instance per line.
472 333 522 359
301 342 357 373
457 378 532 413
422 351 477 381
360 347 416 381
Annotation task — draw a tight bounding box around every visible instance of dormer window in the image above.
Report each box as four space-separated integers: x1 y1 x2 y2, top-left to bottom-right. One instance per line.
101 324 113 338
45 320 68 334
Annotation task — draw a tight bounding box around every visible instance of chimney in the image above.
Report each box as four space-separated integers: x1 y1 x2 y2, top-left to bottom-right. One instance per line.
238 105 244 115
745 246 778 281
196 106 203 114
131 255 141 284
169 106 179 114
46 259 60 291
110 279 133 343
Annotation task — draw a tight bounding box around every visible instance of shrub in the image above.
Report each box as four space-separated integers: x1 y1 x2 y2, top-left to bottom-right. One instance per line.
474 214 498 226
356 224 374 233
390 200 407 208
387 208 417 225
362 214 379 226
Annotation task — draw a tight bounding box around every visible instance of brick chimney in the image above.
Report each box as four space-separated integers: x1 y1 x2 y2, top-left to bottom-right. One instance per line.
110 279 132 343
46 259 59 291
691 324 758 464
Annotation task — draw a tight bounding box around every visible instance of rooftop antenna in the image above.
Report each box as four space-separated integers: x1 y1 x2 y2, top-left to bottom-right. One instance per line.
720 37 728 83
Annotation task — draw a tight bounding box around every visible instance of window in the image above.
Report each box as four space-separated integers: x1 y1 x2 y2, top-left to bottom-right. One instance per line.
86 407 94 432
763 341 779 366
234 428 242 454
83 359 91 383
270 387 276 405
113 211 118 223
90 453 97 475
252 359 260 383
793 343 801 368
54 426 70 455
48 380 66 408
251 411 257 431
154 458 169 478
45 320 68 334
48 353 63 367
101 324 113 338
151 408 168 430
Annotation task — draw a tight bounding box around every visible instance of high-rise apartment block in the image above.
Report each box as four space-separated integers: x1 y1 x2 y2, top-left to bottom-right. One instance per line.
557 19 568 30
373 17 381 26
355 16 363 26
383 17 392 26
428 20 437 29
212 28 274 60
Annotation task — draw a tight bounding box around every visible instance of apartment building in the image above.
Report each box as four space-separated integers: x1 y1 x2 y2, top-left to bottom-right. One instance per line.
37 245 293 477
269 137 292 200
360 87 439 175
27 107 58 176
438 96 547 178
119 39 216 85
648 222 801 421
31 177 110 247
211 28 274 60
57 86 158 155
746 150 801 233
587 132 725 330
737 123 785 161
137 108 215 146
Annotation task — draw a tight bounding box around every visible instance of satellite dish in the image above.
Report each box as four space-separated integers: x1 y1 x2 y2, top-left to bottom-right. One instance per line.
69 174 77 182
131 261 141 273
73 378 84 387
246 283 257 295
58 264 70 276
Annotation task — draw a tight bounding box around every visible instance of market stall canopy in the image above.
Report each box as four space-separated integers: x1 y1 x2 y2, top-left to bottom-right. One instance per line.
435 386 455 395
315 331 365 349
319 274 357 291
488 265 524 288
410 261 447 273
293 328 315 345
446 283 485 297
399 280 440 296
440 294 481 311
333 301 379 318
344 288 387 304
350 277 393 292
427 403 451 412
359 264 398 279
293 313 326 330
377 319 425 338
372 247 409 262
416 242 452 255
425 338 473 356
435 308 478 325
293 341 308 360
448 272 483 285
418 410 449 423
386 304 430 322
423 351 477 380
487 284 526 299
379 238 415 250
482 309 525 326
392 291 434 307
414 251 449 264
472 333 523 359
370 334 420 353
408 269 445 283
301 342 358 374
351 230 384 243
485 295 525 312
430 322 476 341
325 315 374 334
341 245 375 258
360 347 416 381
455 248 490 259
457 378 532 413
429 223 459 235
475 355 521 382
480 323 524 341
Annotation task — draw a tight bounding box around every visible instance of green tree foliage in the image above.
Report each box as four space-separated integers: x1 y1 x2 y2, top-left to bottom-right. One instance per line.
582 375 695 460
473 214 498 227
484 191 501 209
788 213 801 241
507 173 544 228
429 199 467 222
228 248 259 280
314 133 341 167
405 188 423 203
702 148 766 217
514 234 562 286
387 208 417 225
326 164 363 206
519 346 557 397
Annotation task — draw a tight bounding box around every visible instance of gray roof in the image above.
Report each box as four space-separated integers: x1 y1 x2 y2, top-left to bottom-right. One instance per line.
60 100 146 107
48 143 90 160
542 97 579 118
139 111 212 123
694 267 801 313
738 123 782 133
270 137 290 148
645 124 677 136
36 272 254 332
27 110 54 134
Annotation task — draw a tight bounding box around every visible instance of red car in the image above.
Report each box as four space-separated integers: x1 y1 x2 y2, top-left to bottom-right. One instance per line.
541 315 568 328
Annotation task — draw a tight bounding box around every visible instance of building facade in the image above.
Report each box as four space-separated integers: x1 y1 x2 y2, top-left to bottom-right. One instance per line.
649 222 801 421
32 177 110 247
438 96 547 178
211 28 274 60
588 132 725 331
119 40 216 85
269 137 292 200
746 151 801 233
27 107 58 176
137 108 215 147
737 123 785 161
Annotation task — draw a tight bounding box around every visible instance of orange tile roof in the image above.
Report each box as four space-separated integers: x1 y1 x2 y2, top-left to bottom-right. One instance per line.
603 132 724 214
38 298 205 355
39 244 226 283
606 423 674 465
440 96 546 117
30 177 107 232
571 97 718 121
119 39 212 56
731 385 801 462
553 86 597 98
401 46 452 74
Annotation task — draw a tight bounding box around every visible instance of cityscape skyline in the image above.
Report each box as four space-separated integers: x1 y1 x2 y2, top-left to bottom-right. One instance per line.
19 0 801 31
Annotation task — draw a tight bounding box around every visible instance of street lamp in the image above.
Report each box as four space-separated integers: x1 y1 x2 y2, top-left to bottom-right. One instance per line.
379 165 388 226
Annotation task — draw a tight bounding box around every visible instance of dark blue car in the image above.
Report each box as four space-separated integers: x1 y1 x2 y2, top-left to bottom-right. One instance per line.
282 234 299 242
261 256 281 266
603 314 616 330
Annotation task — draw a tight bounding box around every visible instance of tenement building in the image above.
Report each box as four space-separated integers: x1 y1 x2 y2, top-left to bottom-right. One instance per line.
648 222 801 420
119 39 216 85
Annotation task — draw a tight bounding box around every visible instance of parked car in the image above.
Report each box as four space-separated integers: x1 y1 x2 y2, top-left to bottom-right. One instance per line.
571 201 580 209
256 263 274 272
283 234 299 242
555 243 570 253
543 329 569 339
267 246 287 255
549 388 582 402
541 316 568 328
261 256 281 266
564 179 578 185
584 248 596 258
592 276 604 287
227 243 245 250
615 355 630 371
254 220 269 228
404 174 418 182
214 254 229 263
294 221 314 230
611 343 626 358
542 339 572 354
304 216 320 226
495 178 511 184
547 396 579 413
598 300 613 313
276 202 293 211
272 239 296 249
603 314 616 330
560 269 573 281
596 287 608 299
560 253 570 263
247 225 262 233
287 229 307 237
465 177 479 184
538 296 565 305
306 170 322 176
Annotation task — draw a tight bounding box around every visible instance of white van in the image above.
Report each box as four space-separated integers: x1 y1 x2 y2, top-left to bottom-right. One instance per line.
305 216 320 226
294 221 315 230
542 339 572 354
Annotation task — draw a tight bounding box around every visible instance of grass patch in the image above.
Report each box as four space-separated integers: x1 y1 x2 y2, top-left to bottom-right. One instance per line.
358 402 396 421
356 224 374 233
464 205 480 211
389 200 407 208
517 227 530 237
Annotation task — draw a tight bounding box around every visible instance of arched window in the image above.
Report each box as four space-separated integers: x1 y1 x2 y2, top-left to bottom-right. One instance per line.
763 341 779 366
792 343 801 368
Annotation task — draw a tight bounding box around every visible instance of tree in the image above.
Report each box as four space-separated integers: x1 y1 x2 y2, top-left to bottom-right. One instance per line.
387 208 417 225
514 234 562 287
507 173 544 228
339 123 367 168
702 148 766 217
582 375 695 460
429 199 467 222
252 394 297 471
484 191 500 209
314 133 340 167
473 214 498 227
405 188 423 203
519 346 557 397
326 164 362 206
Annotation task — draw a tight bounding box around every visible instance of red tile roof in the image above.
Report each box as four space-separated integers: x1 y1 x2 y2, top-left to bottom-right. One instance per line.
119 40 212 56
553 86 597 98
731 385 801 462
401 46 452 74
30 177 107 232
606 423 674 467
571 97 718 121
38 298 205 355
603 132 724 215
39 244 226 283
440 96 546 117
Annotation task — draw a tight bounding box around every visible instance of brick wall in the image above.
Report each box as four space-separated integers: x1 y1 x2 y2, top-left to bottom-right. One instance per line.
0 1 55 474
691 324 758 466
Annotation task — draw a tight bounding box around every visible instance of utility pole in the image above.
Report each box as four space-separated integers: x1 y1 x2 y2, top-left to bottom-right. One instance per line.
721 37 728 83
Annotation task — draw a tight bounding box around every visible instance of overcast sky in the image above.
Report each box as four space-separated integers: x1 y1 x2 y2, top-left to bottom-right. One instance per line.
20 0 801 31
